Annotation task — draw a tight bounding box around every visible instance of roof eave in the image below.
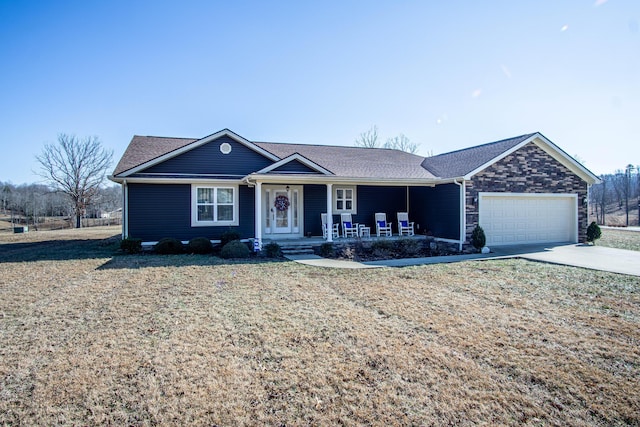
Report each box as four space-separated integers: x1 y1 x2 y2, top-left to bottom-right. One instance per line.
245 173 448 186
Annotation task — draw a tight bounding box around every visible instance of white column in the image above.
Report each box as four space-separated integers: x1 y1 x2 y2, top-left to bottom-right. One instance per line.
326 183 333 242
255 181 262 248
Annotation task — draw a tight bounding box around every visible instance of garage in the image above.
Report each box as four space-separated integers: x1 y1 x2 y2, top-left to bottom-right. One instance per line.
479 193 578 246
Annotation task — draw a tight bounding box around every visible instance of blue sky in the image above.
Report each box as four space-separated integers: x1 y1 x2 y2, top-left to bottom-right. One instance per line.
1 0 638 185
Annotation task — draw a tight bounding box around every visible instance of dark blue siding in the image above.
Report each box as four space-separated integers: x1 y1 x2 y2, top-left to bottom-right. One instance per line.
409 184 459 240
356 186 407 228
141 135 274 176
303 184 327 236
127 183 255 242
272 160 320 173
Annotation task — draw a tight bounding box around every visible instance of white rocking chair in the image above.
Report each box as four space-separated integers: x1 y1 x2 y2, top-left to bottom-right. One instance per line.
397 212 415 236
340 213 359 238
321 213 339 239
375 212 393 237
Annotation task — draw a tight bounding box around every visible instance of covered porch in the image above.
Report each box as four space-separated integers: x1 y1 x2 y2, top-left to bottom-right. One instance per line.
246 175 467 251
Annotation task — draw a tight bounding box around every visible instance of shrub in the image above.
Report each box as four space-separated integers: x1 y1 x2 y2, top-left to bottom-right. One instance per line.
154 237 184 255
371 240 394 251
395 238 421 257
220 240 250 259
263 242 282 258
319 242 335 257
220 230 241 247
187 237 213 254
471 225 486 250
120 237 142 254
586 221 602 245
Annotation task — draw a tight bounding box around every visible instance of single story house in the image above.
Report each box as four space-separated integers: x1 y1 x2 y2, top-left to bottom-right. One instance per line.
109 129 600 249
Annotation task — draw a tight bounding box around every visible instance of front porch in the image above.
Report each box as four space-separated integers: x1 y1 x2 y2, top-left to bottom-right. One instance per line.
252 181 466 249
263 233 465 259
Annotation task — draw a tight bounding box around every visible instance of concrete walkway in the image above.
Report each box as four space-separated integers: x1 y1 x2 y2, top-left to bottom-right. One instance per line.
285 243 640 277
284 254 382 269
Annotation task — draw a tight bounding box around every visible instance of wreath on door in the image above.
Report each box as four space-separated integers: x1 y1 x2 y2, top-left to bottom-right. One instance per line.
274 194 290 211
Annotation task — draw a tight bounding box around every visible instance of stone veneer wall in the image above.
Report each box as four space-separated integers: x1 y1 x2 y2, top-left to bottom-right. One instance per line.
464 143 588 243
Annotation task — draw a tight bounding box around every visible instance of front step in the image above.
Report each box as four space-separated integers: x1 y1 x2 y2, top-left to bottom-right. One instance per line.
278 244 315 256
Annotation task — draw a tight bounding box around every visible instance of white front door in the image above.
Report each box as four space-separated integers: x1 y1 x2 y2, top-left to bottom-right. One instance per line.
273 189 292 233
263 185 303 237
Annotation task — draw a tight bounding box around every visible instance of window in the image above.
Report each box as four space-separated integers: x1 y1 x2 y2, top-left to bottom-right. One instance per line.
192 185 238 226
334 186 356 214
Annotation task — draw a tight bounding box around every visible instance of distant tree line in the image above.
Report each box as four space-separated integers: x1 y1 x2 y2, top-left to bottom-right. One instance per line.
0 181 121 230
589 164 639 226
355 125 432 155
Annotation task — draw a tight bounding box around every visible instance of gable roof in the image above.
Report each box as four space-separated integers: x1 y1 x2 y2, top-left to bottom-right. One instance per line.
112 129 279 177
113 135 196 176
254 142 436 179
254 153 333 175
111 129 599 185
420 133 536 178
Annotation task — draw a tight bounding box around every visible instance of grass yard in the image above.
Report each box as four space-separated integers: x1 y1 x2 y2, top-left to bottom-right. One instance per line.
0 227 639 425
598 227 640 252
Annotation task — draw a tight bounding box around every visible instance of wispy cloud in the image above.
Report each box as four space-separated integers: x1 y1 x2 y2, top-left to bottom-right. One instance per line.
594 0 609 6
501 64 512 79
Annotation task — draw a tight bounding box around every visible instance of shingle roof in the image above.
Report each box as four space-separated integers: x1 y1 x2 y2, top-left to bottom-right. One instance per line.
420 133 536 178
111 131 539 181
112 135 197 176
254 142 436 179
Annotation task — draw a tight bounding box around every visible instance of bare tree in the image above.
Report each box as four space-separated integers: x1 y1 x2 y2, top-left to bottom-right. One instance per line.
611 170 625 209
36 134 113 228
1 182 12 215
384 133 420 154
354 125 380 148
625 164 634 226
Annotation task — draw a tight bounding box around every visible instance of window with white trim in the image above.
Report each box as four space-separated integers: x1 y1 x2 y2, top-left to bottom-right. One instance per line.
333 186 356 214
192 185 239 226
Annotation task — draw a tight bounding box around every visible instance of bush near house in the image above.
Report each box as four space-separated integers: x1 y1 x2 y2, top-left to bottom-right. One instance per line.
471 225 486 250
187 237 214 254
220 240 251 259
263 242 283 258
220 230 241 247
154 237 185 255
587 221 602 245
120 237 142 254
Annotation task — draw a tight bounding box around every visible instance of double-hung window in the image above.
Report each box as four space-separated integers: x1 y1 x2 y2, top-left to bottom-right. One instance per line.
192 185 238 226
334 186 356 214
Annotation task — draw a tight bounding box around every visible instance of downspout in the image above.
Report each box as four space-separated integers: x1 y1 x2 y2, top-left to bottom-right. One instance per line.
453 179 465 252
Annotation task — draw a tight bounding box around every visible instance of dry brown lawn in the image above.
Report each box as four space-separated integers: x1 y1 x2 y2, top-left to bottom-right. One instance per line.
1 227 639 425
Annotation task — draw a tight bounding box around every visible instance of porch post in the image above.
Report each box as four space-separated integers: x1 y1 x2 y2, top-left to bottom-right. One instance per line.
255 181 262 248
326 183 333 242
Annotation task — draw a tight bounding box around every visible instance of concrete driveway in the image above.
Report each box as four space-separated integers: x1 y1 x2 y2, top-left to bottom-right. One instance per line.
490 243 640 277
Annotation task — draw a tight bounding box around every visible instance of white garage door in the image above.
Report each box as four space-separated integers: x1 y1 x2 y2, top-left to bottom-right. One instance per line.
479 193 577 246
